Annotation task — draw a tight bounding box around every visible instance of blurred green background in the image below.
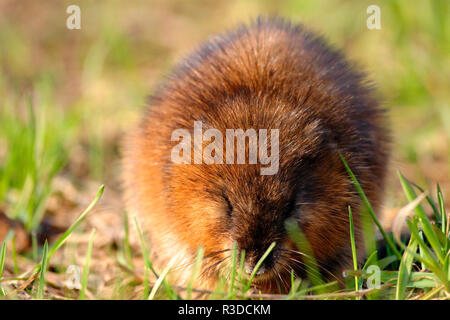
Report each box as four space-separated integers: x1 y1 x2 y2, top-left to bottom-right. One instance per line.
0 0 449 229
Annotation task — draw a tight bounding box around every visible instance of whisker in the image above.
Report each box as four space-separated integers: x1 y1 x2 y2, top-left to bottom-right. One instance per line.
169 248 231 271
295 202 315 206
281 257 321 283
200 255 230 279
280 252 340 283
275 263 293 292
203 248 232 259
279 248 340 272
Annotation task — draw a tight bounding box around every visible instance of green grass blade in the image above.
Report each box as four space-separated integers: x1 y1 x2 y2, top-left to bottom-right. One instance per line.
286 271 302 300
134 217 180 300
418 231 426 271
48 185 104 259
11 234 18 274
406 219 448 289
0 242 6 277
361 250 380 300
419 284 444 300
186 246 204 300
409 181 441 221
247 241 276 288
23 184 104 280
237 249 246 288
446 250 450 282
437 185 447 236
285 218 325 292
0 242 6 296
37 240 48 299
403 219 439 268
339 154 401 259
79 228 96 300
295 281 340 296
122 211 134 269
142 265 150 299
361 250 379 275
348 206 359 292
134 217 152 271
134 217 151 299
31 231 38 262
376 255 398 270
396 235 417 300
347 270 442 289
148 265 171 300
227 242 238 299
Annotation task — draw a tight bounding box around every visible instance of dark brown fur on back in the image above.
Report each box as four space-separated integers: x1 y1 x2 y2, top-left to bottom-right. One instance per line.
123 17 389 293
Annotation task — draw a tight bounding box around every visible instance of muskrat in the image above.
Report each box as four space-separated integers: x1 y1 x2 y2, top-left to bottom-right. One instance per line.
122 17 389 294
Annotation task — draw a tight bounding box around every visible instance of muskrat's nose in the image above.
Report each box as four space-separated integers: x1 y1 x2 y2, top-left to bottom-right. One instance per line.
244 263 267 275
237 241 277 276
243 250 275 276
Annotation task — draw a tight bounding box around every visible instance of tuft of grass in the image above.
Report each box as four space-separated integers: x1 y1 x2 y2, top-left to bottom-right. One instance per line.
398 172 446 264
397 172 449 292
0 84 79 232
341 156 449 299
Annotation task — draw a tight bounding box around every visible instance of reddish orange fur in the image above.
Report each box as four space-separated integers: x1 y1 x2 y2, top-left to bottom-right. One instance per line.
122 17 389 293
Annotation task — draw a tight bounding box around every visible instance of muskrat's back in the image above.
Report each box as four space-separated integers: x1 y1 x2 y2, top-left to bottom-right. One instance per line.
122 17 389 293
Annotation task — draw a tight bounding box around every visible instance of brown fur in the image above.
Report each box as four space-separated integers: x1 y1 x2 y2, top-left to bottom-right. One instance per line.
122 17 389 294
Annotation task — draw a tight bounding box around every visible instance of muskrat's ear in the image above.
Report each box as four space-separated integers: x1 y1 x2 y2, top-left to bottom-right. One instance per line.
222 191 233 217
298 119 340 158
302 119 323 140
298 119 326 153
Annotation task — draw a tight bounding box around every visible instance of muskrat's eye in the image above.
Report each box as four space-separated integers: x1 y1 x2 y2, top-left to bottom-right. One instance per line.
223 195 233 216
285 197 299 217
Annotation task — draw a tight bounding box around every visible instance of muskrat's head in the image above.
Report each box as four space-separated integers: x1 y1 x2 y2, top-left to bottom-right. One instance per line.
165 104 359 290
